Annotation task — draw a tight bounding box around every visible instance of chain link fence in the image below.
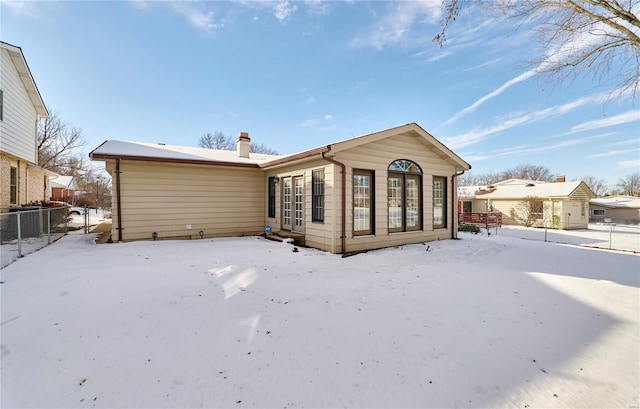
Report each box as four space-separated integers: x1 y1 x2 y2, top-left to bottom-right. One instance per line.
495 222 640 253
1 207 70 269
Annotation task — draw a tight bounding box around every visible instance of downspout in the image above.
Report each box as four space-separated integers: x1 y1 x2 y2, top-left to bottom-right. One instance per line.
116 158 123 242
452 170 466 239
321 147 347 254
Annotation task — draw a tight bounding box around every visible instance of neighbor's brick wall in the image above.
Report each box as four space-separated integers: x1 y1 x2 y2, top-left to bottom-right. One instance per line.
27 166 47 204
0 154 11 211
18 161 27 206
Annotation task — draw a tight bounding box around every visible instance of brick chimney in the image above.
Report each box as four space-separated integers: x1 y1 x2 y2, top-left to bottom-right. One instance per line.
236 132 250 158
556 176 566 183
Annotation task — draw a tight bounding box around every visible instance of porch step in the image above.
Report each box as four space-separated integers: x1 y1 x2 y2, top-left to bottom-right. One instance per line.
264 231 305 247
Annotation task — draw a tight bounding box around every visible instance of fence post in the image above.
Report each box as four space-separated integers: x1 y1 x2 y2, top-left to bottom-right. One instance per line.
47 208 51 244
16 212 23 258
609 223 615 250
84 205 89 234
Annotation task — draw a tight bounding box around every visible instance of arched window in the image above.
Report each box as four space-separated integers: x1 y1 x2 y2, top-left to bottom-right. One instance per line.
388 160 422 233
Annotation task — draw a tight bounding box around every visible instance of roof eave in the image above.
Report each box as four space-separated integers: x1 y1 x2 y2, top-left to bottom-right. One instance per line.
90 153 261 169
260 146 331 169
1 41 48 118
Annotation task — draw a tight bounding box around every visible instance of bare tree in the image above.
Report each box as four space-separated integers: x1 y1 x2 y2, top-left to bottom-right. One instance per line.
198 131 235 150
459 164 555 186
435 0 640 98
198 131 279 155
617 171 640 195
501 164 555 182
510 196 545 227
37 109 86 173
579 175 609 196
250 142 279 155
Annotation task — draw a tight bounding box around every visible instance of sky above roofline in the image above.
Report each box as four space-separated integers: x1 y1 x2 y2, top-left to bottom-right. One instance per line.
2 0 638 186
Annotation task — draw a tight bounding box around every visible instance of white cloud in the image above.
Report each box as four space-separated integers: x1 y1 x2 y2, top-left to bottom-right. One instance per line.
273 0 296 21
350 1 442 50
588 149 640 158
304 0 329 16
443 95 596 149
324 114 333 120
618 159 640 168
570 110 640 133
295 119 320 128
236 0 297 22
442 69 537 126
1 0 54 18
606 138 639 147
169 2 223 33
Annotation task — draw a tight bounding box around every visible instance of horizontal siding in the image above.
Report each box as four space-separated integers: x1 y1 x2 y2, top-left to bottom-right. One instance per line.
0 49 37 163
114 160 265 241
262 159 339 252
339 133 457 252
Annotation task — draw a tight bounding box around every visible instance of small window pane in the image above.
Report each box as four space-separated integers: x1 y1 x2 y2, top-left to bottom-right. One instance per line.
312 169 324 222
406 176 419 229
283 178 292 226
388 176 403 230
268 177 276 218
294 177 304 228
354 171 373 235
433 176 446 229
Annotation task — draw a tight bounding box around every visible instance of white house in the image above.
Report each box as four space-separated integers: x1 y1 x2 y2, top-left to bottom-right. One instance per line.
0 41 50 211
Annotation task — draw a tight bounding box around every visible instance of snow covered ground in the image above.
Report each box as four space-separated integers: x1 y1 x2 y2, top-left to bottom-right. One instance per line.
0 210 111 269
1 229 638 408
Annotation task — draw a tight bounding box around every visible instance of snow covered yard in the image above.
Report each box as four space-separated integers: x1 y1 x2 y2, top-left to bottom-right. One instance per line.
1 232 638 408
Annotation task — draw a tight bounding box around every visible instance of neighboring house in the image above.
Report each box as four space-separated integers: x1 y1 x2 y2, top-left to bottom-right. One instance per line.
49 175 79 203
90 123 471 254
589 195 640 225
0 41 51 212
459 178 595 230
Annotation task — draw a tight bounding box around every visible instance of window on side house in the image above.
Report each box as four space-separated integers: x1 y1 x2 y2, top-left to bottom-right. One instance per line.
353 169 374 235
433 176 447 229
529 198 544 219
268 177 276 218
388 159 422 233
312 169 324 222
10 166 17 204
593 209 605 216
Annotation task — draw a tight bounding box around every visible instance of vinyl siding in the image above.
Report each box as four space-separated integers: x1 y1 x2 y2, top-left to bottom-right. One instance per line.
264 159 338 253
0 48 37 164
337 133 456 252
108 160 265 241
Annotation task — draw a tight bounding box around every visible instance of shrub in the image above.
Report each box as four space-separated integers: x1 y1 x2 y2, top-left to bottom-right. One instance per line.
458 223 481 233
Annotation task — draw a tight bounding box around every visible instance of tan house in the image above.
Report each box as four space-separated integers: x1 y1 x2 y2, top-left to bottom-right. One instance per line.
589 195 640 225
459 178 595 230
90 123 471 254
0 41 51 212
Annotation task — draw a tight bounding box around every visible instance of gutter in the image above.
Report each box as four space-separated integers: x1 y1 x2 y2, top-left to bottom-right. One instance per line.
321 146 347 254
116 158 123 242
452 169 467 239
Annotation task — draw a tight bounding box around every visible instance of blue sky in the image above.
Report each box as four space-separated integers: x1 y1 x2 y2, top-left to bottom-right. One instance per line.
2 0 639 185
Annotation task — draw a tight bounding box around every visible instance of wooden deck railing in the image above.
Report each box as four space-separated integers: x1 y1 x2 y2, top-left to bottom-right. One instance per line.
458 212 503 228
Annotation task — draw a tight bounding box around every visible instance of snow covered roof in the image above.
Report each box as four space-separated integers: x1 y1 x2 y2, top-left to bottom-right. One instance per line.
90 140 282 167
590 195 640 209
459 180 594 200
490 178 549 186
49 175 77 190
90 123 471 172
